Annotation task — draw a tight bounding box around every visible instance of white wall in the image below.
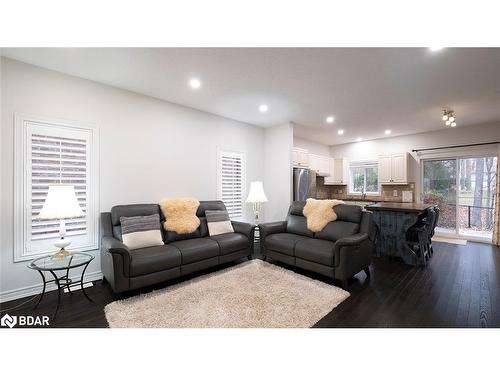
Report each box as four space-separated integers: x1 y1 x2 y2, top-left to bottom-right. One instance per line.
1 57 271 301
293 136 330 156
264 123 293 221
330 123 500 198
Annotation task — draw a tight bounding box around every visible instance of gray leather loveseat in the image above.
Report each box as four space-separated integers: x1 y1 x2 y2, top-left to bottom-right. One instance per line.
100 201 254 293
259 201 376 288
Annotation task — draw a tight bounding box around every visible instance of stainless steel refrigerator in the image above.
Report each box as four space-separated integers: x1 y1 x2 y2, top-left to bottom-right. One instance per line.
293 168 316 201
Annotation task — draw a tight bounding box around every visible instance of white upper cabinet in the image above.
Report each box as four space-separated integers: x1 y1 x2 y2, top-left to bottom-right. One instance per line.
324 158 348 185
378 155 393 183
378 153 408 184
292 147 309 167
308 154 331 176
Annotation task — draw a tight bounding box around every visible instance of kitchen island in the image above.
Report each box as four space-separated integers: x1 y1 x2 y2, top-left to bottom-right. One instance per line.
365 202 434 266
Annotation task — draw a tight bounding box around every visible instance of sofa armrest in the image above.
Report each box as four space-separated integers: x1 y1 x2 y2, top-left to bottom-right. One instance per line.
334 233 370 264
334 233 369 250
258 221 286 256
232 221 254 241
102 236 131 258
258 221 287 240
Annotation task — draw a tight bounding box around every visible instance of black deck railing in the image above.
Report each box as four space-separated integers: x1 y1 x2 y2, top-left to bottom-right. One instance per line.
435 203 495 231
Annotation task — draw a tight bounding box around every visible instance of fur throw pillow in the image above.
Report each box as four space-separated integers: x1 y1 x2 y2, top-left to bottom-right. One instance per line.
302 198 344 232
160 197 200 234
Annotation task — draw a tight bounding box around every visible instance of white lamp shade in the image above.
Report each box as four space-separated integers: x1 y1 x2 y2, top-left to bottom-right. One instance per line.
38 185 84 220
246 181 268 203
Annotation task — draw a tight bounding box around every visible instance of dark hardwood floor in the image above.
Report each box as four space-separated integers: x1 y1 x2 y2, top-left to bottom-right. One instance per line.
2 241 500 328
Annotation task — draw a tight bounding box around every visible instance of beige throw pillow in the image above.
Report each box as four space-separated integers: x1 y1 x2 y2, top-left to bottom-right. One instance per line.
119 214 164 250
206 210 234 236
160 197 201 234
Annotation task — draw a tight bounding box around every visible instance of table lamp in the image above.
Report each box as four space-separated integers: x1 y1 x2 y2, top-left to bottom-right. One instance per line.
246 181 268 226
38 185 84 258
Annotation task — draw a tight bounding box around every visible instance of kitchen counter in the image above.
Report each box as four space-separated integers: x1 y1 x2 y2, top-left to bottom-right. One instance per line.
365 202 434 266
365 202 433 213
342 198 380 203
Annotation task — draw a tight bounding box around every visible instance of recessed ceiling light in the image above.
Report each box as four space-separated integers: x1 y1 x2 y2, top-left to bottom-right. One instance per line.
356 137 363 142
326 116 335 124
259 104 268 113
337 129 344 135
451 122 457 127
384 129 391 135
429 47 444 52
189 78 201 89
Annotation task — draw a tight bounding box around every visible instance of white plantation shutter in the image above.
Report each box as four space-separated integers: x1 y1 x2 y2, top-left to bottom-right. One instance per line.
218 150 245 218
30 134 88 240
14 114 99 261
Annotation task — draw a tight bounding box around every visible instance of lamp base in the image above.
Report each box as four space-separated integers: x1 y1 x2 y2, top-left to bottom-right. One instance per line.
52 235 72 259
52 248 71 259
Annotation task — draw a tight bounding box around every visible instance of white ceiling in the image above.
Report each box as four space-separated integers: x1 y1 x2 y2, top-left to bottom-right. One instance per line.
2 48 499 145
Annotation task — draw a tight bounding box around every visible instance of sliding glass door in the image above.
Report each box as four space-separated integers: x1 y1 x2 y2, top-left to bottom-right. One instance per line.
422 156 497 240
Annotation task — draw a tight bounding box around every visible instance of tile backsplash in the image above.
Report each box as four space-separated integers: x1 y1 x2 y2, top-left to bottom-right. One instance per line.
316 176 415 202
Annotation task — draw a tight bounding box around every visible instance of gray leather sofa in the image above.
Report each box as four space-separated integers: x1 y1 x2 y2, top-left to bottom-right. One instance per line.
259 201 376 288
100 201 254 293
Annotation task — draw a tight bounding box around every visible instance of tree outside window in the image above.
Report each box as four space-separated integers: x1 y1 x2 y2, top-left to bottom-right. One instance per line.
349 163 379 194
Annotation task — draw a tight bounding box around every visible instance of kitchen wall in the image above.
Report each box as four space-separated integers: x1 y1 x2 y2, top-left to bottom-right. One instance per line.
327 183 416 202
1 58 289 301
330 122 500 201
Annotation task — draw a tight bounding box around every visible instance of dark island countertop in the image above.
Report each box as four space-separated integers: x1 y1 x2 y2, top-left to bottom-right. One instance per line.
365 202 434 213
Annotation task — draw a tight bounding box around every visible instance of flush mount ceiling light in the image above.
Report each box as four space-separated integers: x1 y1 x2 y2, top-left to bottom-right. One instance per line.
337 129 344 135
189 78 201 89
442 109 457 128
429 47 445 52
326 116 335 124
259 104 268 113
384 129 391 135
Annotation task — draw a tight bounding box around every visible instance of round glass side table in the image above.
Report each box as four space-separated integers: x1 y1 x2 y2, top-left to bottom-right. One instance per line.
28 252 94 319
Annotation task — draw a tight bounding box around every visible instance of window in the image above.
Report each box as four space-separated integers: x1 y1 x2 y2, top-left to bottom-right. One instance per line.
14 114 99 261
217 149 245 219
348 161 379 195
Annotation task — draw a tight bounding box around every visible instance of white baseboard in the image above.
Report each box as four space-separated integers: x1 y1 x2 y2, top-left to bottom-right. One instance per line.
0 271 103 303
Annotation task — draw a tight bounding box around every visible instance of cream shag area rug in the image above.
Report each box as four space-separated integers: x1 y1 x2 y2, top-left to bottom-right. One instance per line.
104 260 349 328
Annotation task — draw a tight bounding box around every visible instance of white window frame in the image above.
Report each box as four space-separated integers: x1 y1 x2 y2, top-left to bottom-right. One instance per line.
216 148 246 220
14 113 99 262
348 160 380 195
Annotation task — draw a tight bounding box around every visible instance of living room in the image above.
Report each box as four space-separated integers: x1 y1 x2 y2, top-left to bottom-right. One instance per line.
1 1 499 374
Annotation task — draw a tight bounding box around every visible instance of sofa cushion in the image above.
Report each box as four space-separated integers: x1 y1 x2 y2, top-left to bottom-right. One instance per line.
314 221 360 242
196 201 227 216
295 238 335 267
286 215 314 237
170 238 220 264
210 233 249 255
333 204 363 223
264 233 308 256
129 245 181 277
164 227 201 243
